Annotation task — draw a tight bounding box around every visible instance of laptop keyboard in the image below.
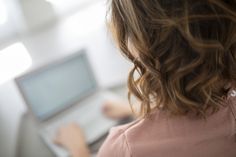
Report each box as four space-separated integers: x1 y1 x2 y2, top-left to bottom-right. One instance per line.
40 117 115 157
40 92 119 157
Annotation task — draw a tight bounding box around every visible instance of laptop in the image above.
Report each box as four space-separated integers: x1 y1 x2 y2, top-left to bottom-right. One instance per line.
15 50 120 157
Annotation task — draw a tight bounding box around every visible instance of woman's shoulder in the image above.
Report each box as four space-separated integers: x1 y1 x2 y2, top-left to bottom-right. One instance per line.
97 110 167 157
96 119 145 157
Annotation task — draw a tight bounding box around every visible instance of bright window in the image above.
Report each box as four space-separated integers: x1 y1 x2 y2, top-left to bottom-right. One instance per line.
0 43 32 85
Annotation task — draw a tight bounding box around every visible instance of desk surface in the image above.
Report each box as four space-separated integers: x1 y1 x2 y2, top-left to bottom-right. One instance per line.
16 85 129 157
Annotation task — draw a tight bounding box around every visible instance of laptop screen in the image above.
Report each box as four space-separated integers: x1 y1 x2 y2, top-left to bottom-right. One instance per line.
16 52 97 121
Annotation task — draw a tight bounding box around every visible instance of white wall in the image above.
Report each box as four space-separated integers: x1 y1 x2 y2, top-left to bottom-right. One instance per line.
0 80 26 157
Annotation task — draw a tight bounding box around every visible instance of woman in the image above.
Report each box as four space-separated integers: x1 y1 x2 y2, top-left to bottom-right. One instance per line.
55 0 236 156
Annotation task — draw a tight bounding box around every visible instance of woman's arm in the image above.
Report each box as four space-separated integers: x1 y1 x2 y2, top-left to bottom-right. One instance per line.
69 144 90 157
54 123 90 157
102 100 139 120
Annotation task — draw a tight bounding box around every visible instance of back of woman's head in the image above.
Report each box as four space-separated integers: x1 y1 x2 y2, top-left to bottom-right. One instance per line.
108 0 236 117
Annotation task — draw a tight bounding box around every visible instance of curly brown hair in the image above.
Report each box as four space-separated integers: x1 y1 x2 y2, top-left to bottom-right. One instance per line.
108 0 236 117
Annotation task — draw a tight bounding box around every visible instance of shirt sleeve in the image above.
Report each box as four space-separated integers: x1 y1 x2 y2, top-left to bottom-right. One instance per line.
96 126 131 157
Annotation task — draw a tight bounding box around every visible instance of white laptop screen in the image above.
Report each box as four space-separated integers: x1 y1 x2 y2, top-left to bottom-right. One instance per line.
16 52 97 121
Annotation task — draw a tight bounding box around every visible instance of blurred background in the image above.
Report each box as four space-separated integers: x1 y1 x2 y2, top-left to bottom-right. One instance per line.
0 0 132 156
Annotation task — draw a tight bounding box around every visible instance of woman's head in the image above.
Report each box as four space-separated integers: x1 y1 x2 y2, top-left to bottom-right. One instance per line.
108 0 236 117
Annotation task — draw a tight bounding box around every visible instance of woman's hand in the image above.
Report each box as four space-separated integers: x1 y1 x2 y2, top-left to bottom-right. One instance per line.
102 100 134 120
54 123 90 157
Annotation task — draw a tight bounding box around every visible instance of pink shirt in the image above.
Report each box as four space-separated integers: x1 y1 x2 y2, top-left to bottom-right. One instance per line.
97 87 236 157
